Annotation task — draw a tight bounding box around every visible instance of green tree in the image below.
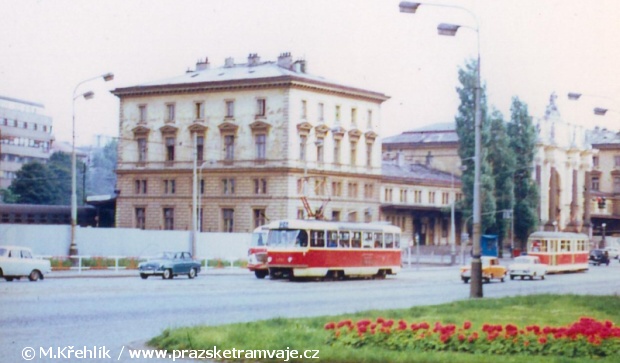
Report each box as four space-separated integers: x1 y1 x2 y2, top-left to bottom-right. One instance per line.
8 161 56 204
487 109 516 250
507 97 539 249
455 59 496 234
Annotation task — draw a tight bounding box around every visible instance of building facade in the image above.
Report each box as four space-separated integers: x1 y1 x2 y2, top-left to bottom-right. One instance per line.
112 53 389 232
0 96 54 190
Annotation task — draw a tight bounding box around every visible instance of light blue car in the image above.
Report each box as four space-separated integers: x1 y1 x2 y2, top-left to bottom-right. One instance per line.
138 252 201 280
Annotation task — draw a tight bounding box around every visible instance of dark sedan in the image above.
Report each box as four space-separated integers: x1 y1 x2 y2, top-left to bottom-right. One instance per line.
138 252 201 279
589 249 610 266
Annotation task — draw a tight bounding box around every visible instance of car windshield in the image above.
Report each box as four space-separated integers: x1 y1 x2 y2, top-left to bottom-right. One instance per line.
153 252 175 260
251 231 268 247
514 256 531 264
0 248 7 257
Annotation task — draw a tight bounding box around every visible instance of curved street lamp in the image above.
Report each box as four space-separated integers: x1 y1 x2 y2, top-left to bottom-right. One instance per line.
399 1 483 298
69 73 114 260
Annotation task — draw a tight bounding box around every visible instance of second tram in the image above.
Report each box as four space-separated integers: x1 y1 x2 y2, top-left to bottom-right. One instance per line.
526 231 589 273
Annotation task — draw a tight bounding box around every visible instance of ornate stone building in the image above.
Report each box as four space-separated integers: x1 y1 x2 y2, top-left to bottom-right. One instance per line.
112 53 389 232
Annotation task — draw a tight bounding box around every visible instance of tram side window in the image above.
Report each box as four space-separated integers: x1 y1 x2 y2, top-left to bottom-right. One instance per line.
363 232 373 248
327 232 338 247
310 230 325 248
385 234 394 248
339 231 350 248
351 232 361 248
394 234 400 248
374 232 383 248
560 240 571 252
296 230 309 247
576 239 586 251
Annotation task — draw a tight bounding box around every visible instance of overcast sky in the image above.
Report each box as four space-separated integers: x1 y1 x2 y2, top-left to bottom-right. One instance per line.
2 0 619 146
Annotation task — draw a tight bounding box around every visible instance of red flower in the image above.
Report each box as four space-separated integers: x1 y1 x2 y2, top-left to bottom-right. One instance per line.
538 337 547 344
324 322 336 330
458 334 466 342
463 321 472 330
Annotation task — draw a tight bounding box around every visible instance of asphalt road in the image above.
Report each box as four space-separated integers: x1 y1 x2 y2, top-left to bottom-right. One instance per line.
2 262 619 362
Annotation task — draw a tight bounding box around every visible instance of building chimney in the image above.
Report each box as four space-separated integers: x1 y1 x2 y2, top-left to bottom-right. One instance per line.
293 59 307 73
247 53 260 66
277 52 293 69
195 57 210 71
224 57 235 68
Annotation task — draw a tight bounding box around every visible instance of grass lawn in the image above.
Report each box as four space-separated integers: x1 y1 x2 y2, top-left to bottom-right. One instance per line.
149 294 620 362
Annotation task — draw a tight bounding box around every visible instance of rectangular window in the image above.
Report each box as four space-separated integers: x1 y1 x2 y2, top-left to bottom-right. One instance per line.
593 156 599 167
222 178 235 195
332 210 341 222
224 135 235 160
301 100 307 119
163 208 174 230
255 134 266 160
196 136 204 162
200 179 205 195
137 138 147 162
367 109 373 129
253 209 266 229
318 103 324 122
314 179 325 196
350 141 357 166
223 208 234 232
614 176 620 193
592 176 600 191
166 104 175 122
195 102 205 120
316 138 324 163
333 139 341 164
139 105 147 122
165 137 175 161
384 188 393 202
135 180 147 194
335 105 341 123
351 108 357 127
348 183 358 198
414 190 422 203
429 191 436 204
615 155 620 167
226 100 235 118
366 143 372 167
364 183 374 198
135 208 146 230
299 135 307 161
332 181 342 197
400 189 408 203
442 192 450 204
164 179 176 194
256 98 266 117
254 178 267 194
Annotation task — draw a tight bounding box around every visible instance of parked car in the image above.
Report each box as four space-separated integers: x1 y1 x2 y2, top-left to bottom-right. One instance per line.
589 249 610 266
138 252 201 279
508 255 548 280
0 245 51 282
602 246 619 260
460 256 507 283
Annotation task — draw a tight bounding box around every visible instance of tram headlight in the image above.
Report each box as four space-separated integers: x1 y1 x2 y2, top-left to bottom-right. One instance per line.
267 256 272 263
288 256 293 263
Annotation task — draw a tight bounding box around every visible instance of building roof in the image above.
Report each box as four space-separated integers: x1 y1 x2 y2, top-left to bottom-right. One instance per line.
587 127 620 146
111 55 389 102
382 122 458 145
382 162 460 186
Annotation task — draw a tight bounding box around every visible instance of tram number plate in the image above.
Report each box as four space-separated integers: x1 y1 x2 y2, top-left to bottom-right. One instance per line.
362 254 373 266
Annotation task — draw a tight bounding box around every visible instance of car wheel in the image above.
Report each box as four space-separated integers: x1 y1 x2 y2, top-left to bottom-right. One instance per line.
483 277 490 283
162 269 173 279
188 268 197 279
254 270 268 279
462 277 469 284
500 277 505 283
28 270 41 282
541 275 545 280
5 277 14 282
510 275 515 280
140 273 148 280
520 276 524 280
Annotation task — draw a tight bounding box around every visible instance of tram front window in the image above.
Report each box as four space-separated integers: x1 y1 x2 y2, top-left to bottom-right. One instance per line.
268 229 308 248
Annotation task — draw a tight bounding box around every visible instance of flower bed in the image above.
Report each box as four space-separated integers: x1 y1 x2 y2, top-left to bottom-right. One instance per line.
325 317 620 358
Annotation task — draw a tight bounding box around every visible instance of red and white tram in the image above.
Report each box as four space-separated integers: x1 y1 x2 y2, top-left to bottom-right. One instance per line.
266 219 402 280
526 231 589 273
247 225 270 279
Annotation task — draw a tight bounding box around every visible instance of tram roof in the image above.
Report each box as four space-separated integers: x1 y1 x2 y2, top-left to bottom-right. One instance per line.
528 231 589 240
265 219 401 233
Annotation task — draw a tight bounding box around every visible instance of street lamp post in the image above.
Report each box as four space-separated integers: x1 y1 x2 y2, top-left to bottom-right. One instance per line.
399 1 483 298
601 223 606 248
69 73 114 259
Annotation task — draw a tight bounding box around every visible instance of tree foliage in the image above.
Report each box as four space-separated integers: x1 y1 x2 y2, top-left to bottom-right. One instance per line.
507 97 539 248
454 59 496 234
87 139 118 196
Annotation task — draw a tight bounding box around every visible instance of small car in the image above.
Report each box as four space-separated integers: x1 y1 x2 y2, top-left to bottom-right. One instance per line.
460 256 507 283
589 249 610 266
508 255 548 280
602 246 619 260
138 251 201 279
0 245 51 282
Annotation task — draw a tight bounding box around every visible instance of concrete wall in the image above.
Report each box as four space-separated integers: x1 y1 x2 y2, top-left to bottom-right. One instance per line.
0 224 250 260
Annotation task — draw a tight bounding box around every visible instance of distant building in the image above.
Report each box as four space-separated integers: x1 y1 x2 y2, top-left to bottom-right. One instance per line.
0 95 54 190
111 53 389 232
